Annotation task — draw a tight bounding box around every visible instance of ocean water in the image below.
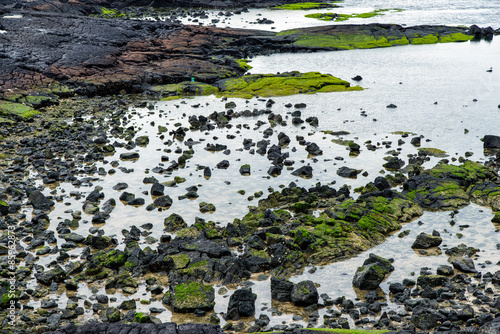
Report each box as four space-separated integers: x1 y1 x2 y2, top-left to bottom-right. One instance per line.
172 0 500 31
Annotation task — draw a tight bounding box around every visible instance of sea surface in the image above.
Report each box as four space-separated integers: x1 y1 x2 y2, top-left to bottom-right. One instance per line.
172 0 500 31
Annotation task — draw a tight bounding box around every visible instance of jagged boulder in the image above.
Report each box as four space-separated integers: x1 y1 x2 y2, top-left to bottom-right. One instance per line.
411 232 442 249
271 277 294 302
352 254 394 290
225 288 256 320
168 282 215 313
290 280 318 306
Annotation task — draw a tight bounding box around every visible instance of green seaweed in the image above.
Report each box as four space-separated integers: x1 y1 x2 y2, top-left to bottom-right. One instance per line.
289 33 397 49
0 101 39 119
304 12 337 21
236 59 253 71
151 81 219 97
418 147 448 157
100 7 126 18
439 32 473 43
170 282 215 312
273 2 340 10
410 33 439 45
217 71 360 98
305 8 404 22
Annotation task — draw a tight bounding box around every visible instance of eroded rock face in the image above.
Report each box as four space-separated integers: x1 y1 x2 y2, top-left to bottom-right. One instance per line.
0 12 268 97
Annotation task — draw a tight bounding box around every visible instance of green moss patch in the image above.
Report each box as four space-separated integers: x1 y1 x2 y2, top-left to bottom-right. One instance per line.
234 184 422 268
170 282 215 313
404 161 498 211
92 249 127 269
99 7 126 18
306 9 403 22
439 32 473 43
273 2 341 10
151 81 220 98
418 147 448 157
277 25 472 51
150 71 356 100
0 100 38 120
304 12 338 21
216 71 360 99
236 59 253 71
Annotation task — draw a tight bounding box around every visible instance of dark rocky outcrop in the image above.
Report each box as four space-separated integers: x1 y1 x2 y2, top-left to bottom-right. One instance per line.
290 280 319 306
352 254 394 290
411 232 442 249
225 288 256 320
483 135 500 149
271 276 295 302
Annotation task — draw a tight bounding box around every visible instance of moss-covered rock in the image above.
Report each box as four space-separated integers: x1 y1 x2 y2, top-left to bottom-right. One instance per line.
0 100 38 120
273 2 340 10
105 273 138 289
151 81 219 97
234 183 421 268
92 249 127 269
418 147 448 157
164 213 187 232
0 280 19 309
306 9 404 22
215 71 361 99
404 161 498 211
468 182 500 211
277 24 473 51
169 282 215 313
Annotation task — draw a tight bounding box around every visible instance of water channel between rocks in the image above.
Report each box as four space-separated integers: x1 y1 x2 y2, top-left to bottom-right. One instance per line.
25 22 500 329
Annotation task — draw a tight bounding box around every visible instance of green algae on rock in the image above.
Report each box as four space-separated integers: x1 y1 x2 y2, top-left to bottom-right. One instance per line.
216 72 361 99
150 72 361 100
273 2 341 10
0 101 39 120
403 161 499 211
305 8 404 22
278 29 410 49
151 81 220 100
417 147 448 157
166 282 215 313
234 184 422 268
277 24 474 50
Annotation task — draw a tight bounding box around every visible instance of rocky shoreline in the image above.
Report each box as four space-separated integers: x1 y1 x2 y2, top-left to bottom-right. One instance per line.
1 1 500 334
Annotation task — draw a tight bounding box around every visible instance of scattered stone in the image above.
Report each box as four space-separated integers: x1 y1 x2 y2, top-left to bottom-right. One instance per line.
291 166 313 178
353 254 394 290
411 232 442 249
120 152 139 160
291 280 319 306
337 166 361 178
226 288 256 320
271 277 294 302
